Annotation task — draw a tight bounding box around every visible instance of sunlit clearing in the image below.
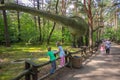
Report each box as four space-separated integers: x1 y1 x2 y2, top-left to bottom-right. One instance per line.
20 47 46 52
38 58 49 61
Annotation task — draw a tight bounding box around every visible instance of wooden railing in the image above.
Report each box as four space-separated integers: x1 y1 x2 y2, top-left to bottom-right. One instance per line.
12 46 98 80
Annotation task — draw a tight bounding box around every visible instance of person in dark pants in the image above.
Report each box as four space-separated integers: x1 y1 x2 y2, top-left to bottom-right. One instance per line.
105 39 111 54
106 48 110 54
47 47 56 74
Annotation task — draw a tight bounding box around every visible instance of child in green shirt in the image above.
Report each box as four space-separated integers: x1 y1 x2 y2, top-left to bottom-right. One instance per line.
47 47 56 74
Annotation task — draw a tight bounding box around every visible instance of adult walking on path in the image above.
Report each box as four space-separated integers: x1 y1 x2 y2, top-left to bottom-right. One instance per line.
105 39 111 55
48 42 120 80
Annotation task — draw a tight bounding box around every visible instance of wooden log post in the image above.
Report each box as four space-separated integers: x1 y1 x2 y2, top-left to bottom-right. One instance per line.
25 61 31 80
84 47 87 57
32 66 38 80
81 49 84 59
68 52 73 68
65 50 68 64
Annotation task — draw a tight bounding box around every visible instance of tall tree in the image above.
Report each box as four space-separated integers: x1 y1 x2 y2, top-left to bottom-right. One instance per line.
114 9 118 30
33 0 37 29
1 0 10 47
61 0 66 43
37 0 42 44
16 0 21 41
84 0 93 50
47 0 59 44
75 0 84 47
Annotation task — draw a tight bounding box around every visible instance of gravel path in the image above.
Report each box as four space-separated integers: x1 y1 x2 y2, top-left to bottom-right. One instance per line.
48 43 120 80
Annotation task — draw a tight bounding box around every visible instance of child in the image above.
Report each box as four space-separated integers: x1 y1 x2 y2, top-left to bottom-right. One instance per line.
100 44 105 54
56 41 65 67
47 47 56 74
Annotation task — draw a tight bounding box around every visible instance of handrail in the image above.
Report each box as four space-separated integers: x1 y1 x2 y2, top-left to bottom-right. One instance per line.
38 63 69 80
12 46 98 80
12 68 32 80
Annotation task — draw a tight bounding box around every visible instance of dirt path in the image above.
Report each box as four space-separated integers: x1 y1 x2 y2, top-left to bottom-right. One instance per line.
49 42 120 80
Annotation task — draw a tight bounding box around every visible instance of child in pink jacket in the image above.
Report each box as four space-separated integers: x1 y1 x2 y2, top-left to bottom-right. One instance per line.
100 44 105 54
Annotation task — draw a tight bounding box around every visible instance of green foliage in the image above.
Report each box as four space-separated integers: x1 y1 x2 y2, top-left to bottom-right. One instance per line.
51 28 62 41
20 13 39 42
0 13 17 43
62 28 72 42
41 21 72 43
41 20 53 42
113 28 120 41
93 31 97 42
0 12 72 45
0 14 4 43
7 14 18 42
103 27 120 41
103 27 114 39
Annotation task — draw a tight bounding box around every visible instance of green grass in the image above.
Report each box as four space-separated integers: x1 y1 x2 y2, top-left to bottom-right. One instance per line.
0 43 73 80
0 43 48 80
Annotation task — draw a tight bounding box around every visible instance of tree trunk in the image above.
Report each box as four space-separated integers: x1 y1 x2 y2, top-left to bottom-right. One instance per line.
33 0 37 29
85 34 89 46
84 0 93 50
72 35 76 48
37 0 42 44
38 16 42 43
17 11 21 41
47 22 56 44
88 22 93 49
61 0 66 43
1 0 10 47
114 11 117 30
17 0 21 42
77 36 84 48
47 0 59 45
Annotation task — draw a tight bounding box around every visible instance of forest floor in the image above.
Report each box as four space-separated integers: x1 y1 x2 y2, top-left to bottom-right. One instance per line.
48 42 120 80
0 43 77 80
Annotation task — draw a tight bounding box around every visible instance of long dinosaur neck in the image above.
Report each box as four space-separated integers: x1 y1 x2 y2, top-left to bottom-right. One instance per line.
0 3 75 26
0 3 88 36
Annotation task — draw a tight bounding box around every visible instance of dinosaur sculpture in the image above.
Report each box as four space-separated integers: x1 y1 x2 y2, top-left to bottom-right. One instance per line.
0 3 88 37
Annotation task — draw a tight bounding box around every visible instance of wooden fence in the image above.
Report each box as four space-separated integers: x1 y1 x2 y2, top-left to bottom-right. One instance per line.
12 46 98 80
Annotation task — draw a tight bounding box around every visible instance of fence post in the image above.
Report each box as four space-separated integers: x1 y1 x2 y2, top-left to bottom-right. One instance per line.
32 66 38 80
84 47 87 55
68 52 73 68
25 61 31 80
65 50 68 63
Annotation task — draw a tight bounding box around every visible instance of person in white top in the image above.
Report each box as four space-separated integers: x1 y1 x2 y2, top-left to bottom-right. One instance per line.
105 39 111 54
